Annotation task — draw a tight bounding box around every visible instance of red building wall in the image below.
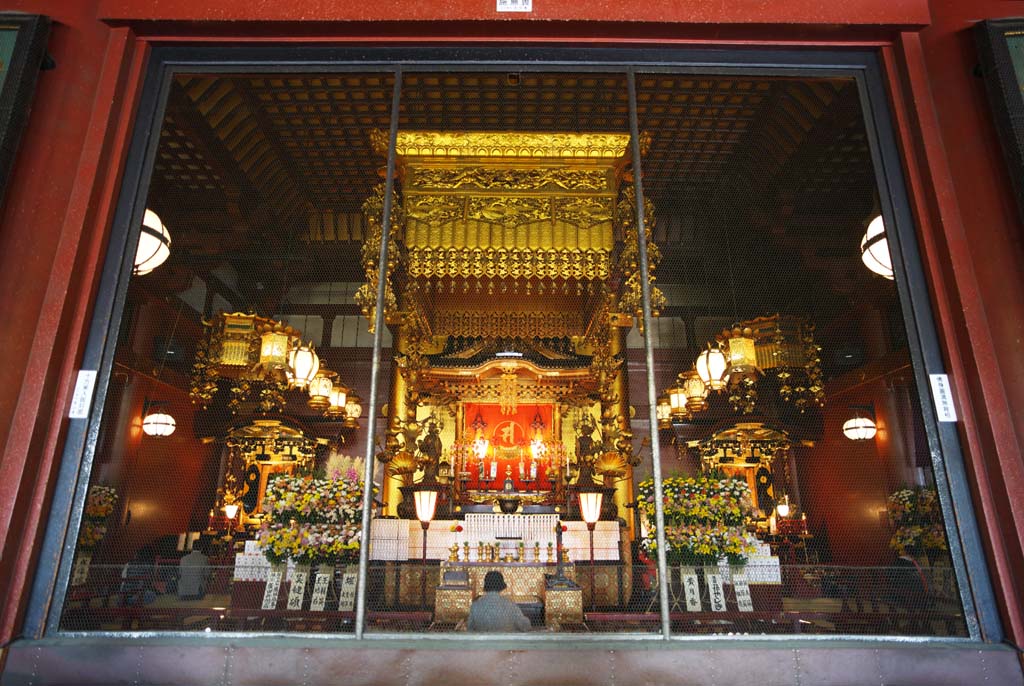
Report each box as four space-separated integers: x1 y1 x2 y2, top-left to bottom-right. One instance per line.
1 0 1023 652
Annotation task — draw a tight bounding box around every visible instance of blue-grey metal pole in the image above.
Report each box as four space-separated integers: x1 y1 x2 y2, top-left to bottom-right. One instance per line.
626 70 671 639
354 67 403 639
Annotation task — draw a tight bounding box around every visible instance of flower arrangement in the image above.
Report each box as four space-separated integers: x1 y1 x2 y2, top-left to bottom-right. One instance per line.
84 484 118 520
887 487 947 556
638 473 756 566
257 466 376 565
78 519 108 549
78 484 118 550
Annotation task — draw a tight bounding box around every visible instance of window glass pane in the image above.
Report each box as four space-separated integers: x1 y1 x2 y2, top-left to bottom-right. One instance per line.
59 65 967 639
60 72 396 633
363 71 660 634
635 73 966 636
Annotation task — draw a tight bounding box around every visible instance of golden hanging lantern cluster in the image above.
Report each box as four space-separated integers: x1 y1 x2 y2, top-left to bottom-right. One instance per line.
661 314 824 420
191 311 353 416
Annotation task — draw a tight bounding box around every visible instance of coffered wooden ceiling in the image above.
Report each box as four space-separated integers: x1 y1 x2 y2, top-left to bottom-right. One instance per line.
146 71 878 313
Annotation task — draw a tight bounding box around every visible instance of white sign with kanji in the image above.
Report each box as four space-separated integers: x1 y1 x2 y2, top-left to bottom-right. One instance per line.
497 0 532 11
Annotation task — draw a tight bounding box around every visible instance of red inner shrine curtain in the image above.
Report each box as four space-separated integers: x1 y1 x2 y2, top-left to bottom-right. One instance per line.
463 402 555 491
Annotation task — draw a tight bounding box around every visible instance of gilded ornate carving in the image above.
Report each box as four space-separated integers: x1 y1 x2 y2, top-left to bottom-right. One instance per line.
410 167 609 192
359 183 406 333
439 380 584 403
433 310 585 338
372 130 634 159
406 247 610 281
555 197 614 228
405 195 464 224
614 186 665 329
466 196 550 227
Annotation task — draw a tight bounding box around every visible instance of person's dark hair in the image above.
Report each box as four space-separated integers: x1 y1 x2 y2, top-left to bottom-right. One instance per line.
483 570 506 592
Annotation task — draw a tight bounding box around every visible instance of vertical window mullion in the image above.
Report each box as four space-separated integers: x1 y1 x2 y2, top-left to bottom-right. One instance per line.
626 69 672 639
354 67 403 640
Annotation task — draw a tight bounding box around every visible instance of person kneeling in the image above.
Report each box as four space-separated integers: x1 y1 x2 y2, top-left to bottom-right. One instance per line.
466 571 531 632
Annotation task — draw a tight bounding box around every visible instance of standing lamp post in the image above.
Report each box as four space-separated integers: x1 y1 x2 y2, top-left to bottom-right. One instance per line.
578 489 604 610
413 486 439 611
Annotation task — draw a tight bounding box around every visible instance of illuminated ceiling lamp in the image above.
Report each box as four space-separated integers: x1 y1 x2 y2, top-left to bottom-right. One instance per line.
695 344 728 392
343 393 362 429
287 341 320 389
141 402 176 437
307 369 337 411
259 321 297 372
843 406 878 440
723 326 759 376
680 370 709 414
134 209 171 275
665 378 690 420
656 394 672 430
860 214 894 280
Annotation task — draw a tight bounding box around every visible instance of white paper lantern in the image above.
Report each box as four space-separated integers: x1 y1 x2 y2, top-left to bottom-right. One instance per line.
287 342 320 389
142 411 176 437
843 416 877 440
134 209 171 275
860 214 894 280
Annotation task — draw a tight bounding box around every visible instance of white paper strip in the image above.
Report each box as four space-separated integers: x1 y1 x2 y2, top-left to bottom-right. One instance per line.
286 564 310 610
71 554 91 587
262 563 284 609
338 566 358 611
68 370 97 419
732 568 754 612
497 0 532 11
706 571 727 612
929 373 958 422
681 566 702 611
310 572 332 612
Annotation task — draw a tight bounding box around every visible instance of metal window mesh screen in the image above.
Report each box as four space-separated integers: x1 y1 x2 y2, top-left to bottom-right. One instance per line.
58 69 967 638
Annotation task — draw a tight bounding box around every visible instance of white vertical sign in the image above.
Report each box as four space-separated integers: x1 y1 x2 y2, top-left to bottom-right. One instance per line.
310 572 332 612
262 563 284 609
338 566 358 611
929 374 958 422
71 554 91 586
705 570 727 612
68 370 98 419
680 566 702 611
732 568 754 612
287 564 310 610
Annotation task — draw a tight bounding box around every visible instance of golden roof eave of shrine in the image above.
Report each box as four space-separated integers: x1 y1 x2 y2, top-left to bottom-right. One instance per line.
371 130 645 161
426 357 591 383
369 129 648 342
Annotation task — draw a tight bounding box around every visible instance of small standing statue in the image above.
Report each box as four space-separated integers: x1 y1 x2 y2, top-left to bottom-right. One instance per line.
417 420 443 483
575 416 600 486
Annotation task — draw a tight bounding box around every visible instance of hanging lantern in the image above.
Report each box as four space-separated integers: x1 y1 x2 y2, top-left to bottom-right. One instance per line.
142 410 176 437
722 327 758 376
259 321 295 371
681 370 709 413
133 209 171 275
656 394 672 430
843 415 877 440
343 393 362 429
307 370 336 410
696 344 728 392
665 379 689 420
287 341 320 389
860 214 894 280
324 385 348 418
